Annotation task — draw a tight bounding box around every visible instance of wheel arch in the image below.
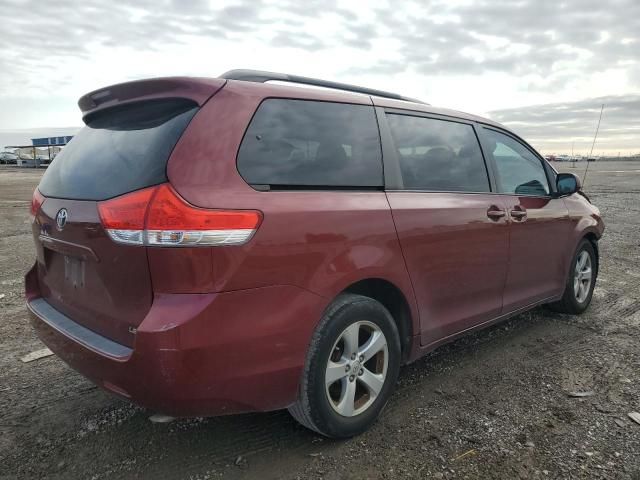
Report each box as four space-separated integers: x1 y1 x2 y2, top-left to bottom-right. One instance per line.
583 231 600 274
564 216 601 280
340 278 415 363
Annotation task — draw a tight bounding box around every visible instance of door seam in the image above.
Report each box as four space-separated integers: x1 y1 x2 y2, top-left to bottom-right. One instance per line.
383 192 423 346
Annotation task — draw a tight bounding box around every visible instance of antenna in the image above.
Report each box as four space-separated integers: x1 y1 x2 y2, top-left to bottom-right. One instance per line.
582 104 604 186
571 140 575 168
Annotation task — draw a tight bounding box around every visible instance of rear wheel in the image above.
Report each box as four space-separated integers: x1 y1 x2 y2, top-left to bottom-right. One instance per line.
549 239 597 314
289 293 401 438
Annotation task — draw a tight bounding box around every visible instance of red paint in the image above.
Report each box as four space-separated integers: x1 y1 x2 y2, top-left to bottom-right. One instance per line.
26 76 604 416
386 192 510 346
32 198 152 347
500 195 573 311
77 76 226 119
27 266 325 415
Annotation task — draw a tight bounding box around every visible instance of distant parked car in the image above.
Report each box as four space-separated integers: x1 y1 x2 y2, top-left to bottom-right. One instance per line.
0 152 18 164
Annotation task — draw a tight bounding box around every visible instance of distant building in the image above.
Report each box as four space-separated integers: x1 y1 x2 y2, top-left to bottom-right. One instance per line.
31 136 73 146
3 136 73 167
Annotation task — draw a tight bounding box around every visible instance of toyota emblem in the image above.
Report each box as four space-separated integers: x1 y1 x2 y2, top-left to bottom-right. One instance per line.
55 208 68 230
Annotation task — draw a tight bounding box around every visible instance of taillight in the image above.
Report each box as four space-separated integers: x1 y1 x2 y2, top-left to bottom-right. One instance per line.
98 187 155 245
98 184 262 247
145 184 262 246
30 189 45 217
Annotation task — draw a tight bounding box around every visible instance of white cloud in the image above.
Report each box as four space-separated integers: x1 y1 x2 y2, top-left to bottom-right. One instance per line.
0 0 638 153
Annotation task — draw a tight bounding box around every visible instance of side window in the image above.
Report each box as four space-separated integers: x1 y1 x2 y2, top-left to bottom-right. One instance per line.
237 99 382 188
483 128 550 196
386 114 490 192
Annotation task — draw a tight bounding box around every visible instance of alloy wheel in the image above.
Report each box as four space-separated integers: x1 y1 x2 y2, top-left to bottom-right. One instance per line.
573 250 593 303
325 321 388 417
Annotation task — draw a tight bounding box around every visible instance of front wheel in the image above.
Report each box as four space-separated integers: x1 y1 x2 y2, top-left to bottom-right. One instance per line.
549 239 597 314
288 293 401 438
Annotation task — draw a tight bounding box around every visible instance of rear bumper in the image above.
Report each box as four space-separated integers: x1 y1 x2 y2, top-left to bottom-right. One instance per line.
28 298 132 358
26 265 326 416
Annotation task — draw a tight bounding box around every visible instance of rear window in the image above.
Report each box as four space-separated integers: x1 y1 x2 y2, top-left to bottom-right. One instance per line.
38 99 198 201
237 99 382 188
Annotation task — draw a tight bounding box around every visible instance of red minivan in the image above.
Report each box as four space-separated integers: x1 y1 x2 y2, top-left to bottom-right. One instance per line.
26 70 604 437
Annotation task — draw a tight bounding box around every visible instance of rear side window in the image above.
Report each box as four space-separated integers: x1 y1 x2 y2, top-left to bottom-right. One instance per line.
386 114 490 192
237 99 382 188
482 128 550 196
38 99 198 201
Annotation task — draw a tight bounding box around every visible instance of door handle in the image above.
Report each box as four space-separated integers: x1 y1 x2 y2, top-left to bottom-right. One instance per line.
487 206 506 220
510 208 527 220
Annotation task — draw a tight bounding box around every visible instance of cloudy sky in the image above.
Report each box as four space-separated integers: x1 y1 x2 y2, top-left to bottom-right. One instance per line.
1 0 638 154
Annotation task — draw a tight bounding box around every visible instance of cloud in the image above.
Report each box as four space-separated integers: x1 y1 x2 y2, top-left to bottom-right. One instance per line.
2 0 638 95
0 0 263 94
0 0 638 154
270 31 328 50
489 94 640 154
342 0 639 86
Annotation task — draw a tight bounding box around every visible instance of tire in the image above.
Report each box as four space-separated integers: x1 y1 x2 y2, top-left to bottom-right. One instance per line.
288 293 401 438
548 239 597 314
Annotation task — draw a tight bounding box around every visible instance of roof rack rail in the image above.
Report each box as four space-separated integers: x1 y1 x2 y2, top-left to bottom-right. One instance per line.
219 69 427 105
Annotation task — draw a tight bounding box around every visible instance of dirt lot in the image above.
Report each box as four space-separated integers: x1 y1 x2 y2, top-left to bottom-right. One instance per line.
1 161 639 479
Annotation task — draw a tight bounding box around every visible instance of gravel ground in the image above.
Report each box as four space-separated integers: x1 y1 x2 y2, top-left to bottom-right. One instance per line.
0 161 639 479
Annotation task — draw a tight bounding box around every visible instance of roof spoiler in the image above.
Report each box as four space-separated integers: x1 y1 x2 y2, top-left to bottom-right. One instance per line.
220 69 428 105
78 77 226 121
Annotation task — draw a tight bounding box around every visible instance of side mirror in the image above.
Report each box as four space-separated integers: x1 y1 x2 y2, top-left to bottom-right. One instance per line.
556 173 581 196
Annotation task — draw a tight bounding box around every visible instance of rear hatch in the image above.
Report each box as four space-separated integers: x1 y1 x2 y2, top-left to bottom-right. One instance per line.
31 82 222 347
